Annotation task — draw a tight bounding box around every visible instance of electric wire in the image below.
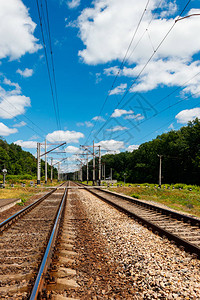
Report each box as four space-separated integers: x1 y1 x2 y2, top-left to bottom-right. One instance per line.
84 0 151 145
92 0 192 139
114 89 200 140
36 0 60 130
111 67 200 139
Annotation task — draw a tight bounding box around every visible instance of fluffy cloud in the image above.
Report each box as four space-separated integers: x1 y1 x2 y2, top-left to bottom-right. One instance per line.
124 113 144 121
14 121 26 128
126 144 139 152
92 116 105 122
0 123 18 136
46 130 84 143
95 139 124 151
14 140 37 148
67 0 80 9
175 108 200 124
78 2 200 64
77 0 200 94
65 145 80 153
0 0 41 61
111 109 133 118
109 83 127 95
76 121 93 127
107 126 128 132
0 85 31 119
16 68 34 78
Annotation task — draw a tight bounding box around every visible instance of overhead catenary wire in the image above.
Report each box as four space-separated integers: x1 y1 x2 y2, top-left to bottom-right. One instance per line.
114 88 200 140
84 0 151 145
36 0 61 131
132 93 200 146
92 0 192 140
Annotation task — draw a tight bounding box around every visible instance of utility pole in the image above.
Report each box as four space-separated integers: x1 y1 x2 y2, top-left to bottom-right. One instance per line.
87 150 89 184
158 155 163 187
98 145 101 186
80 164 83 181
37 142 41 184
93 140 95 185
45 139 47 184
58 162 60 182
51 158 53 183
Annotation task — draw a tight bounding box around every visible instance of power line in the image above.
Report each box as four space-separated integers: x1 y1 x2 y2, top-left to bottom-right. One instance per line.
36 0 61 130
92 0 192 140
114 89 200 141
84 0 151 145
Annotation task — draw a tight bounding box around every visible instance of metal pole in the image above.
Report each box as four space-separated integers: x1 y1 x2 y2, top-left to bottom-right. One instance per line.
37 143 41 184
99 145 101 186
104 163 105 180
45 139 47 184
158 155 162 187
51 158 53 183
110 168 112 181
80 164 82 182
93 140 95 185
58 162 60 182
87 151 89 184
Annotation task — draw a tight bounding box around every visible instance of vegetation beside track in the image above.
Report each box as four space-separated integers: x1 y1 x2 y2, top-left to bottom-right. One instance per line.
109 184 200 217
81 181 200 217
0 180 61 205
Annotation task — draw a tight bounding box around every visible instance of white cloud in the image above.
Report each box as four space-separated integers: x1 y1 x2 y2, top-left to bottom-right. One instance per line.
124 113 144 121
16 68 34 78
3 77 21 92
77 1 200 94
46 130 84 143
65 145 80 153
78 2 200 64
119 59 200 94
168 123 174 130
0 123 18 136
95 139 124 151
0 85 31 119
0 0 41 61
14 140 37 148
65 19 78 28
175 108 200 124
14 121 26 128
127 144 139 152
111 109 133 118
76 121 93 127
107 126 128 132
92 116 105 122
67 0 80 9
85 121 93 127
104 66 120 76
110 83 127 95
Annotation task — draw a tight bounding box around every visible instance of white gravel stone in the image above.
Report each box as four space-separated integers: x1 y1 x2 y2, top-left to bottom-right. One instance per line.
79 189 200 299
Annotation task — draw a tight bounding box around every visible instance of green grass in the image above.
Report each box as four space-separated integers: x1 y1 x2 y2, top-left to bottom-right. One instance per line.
109 184 200 217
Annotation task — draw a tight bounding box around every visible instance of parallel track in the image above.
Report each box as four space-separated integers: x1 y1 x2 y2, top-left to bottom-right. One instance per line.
0 183 68 299
79 184 200 258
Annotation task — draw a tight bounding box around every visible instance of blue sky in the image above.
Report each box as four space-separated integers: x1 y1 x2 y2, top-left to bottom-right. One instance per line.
0 0 200 172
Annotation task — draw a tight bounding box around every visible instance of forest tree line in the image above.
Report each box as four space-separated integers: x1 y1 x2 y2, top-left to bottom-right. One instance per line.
82 119 200 185
0 138 57 178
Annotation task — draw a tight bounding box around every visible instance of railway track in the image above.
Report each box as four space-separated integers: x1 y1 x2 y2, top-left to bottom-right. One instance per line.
79 184 200 258
0 183 68 299
1 180 200 298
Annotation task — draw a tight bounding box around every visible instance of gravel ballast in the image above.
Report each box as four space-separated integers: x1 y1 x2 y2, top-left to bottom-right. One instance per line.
71 188 200 299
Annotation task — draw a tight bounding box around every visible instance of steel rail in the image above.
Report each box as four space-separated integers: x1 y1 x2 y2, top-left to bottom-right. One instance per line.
96 188 200 227
30 188 68 299
0 188 57 232
85 187 200 258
